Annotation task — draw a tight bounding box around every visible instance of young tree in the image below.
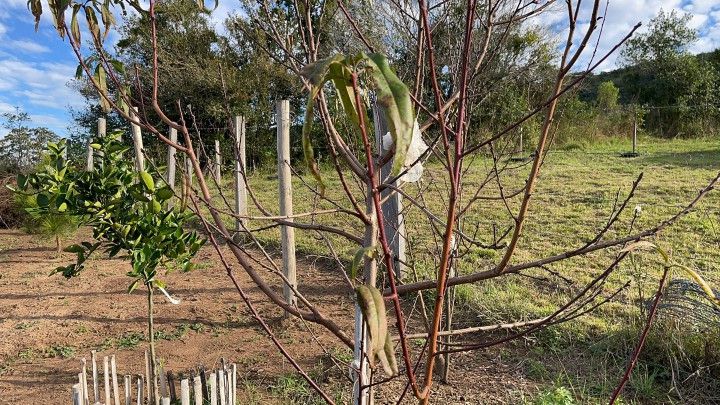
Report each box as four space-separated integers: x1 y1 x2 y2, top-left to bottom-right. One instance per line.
596 80 620 110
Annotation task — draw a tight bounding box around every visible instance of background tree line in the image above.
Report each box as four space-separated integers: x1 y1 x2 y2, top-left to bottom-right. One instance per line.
4 4 717 178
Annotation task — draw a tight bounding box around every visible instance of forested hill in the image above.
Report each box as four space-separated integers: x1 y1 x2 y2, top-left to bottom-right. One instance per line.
579 48 720 106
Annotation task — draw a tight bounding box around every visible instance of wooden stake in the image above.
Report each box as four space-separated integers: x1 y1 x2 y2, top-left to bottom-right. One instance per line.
136 375 143 405
130 107 145 172
218 369 226 405
111 355 120 405
234 115 248 233
193 376 202 405
97 117 106 168
230 364 237 405
276 100 297 309
86 142 94 171
73 383 82 405
81 359 89 405
214 139 222 183
373 103 405 280
91 351 99 403
124 375 131 405
209 372 217 405
104 356 111 405
180 378 190 405
167 127 178 208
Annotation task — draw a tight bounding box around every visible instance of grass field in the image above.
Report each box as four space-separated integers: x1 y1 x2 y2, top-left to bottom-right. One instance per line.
223 135 720 403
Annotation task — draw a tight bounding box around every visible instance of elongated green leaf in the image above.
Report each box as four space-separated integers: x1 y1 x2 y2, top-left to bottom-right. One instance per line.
84 6 100 44
674 263 720 307
327 63 361 130
95 65 110 113
301 96 326 196
100 1 115 39
365 53 415 175
139 171 155 192
350 246 378 278
70 5 81 44
621 240 669 263
299 55 344 196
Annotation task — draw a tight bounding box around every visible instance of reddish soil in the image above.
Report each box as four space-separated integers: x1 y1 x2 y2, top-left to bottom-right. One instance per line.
0 229 532 404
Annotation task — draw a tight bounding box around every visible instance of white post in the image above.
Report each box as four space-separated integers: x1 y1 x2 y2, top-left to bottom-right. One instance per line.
91 351 99 403
86 142 94 171
124 375 131 405
276 100 297 309
209 372 217 405
104 356 111 405
73 383 82 405
214 139 222 183
131 107 145 172
234 116 248 232
185 156 194 187
111 355 120 405
373 103 406 280
97 117 106 168
231 364 237 405
180 379 190 405
218 369 226 405
632 111 638 155
136 376 143 405
81 359 89 405
167 127 178 192
193 376 202 405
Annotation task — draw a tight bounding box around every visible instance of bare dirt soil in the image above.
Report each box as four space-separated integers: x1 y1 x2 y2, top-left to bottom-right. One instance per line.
0 229 533 404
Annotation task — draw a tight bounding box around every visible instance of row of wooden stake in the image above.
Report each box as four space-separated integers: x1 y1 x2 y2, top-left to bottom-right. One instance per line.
71 351 237 405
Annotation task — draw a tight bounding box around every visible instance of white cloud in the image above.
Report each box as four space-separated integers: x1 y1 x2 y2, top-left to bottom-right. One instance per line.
548 0 720 72
7 39 50 53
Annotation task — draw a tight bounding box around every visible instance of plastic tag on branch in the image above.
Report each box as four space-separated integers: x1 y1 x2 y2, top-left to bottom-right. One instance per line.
382 120 428 183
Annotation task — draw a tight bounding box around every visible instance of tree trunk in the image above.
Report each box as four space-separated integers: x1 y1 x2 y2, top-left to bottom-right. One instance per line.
147 284 159 405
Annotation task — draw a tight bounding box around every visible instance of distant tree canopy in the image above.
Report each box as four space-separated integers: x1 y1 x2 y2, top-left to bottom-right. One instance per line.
69 4 719 162
581 9 720 137
0 108 58 175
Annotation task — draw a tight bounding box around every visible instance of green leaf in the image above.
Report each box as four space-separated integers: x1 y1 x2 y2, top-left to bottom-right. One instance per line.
90 143 101 150
75 63 84 80
673 264 720 307
155 186 174 201
621 240 669 263
365 53 415 176
17 174 28 190
70 4 81 44
84 5 100 44
139 171 155 192
301 95 326 196
36 193 49 207
127 279 140 294
350 246 378 279
64 244 84 254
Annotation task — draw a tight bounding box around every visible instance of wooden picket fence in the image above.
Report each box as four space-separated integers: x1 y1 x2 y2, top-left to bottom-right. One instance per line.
71 351 237 405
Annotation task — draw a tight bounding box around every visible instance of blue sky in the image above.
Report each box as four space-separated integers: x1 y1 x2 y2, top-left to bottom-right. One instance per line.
0 0 718 138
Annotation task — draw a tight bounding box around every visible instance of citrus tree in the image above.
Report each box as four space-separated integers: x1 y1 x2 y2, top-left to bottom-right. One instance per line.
14 135 204 403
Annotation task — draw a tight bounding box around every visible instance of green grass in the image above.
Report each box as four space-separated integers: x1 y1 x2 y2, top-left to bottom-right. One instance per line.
199 136 720 403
